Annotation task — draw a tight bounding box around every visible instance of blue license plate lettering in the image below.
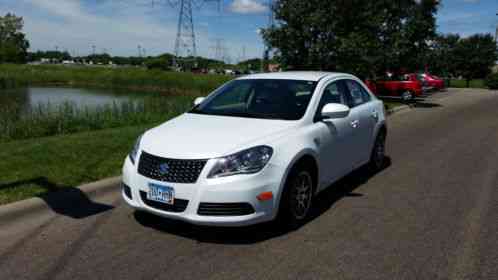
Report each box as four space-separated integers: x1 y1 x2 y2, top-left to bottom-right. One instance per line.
147 183 174 205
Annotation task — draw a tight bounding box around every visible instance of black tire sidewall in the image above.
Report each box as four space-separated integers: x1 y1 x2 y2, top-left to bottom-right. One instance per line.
370 131 386 171
277 164 314 229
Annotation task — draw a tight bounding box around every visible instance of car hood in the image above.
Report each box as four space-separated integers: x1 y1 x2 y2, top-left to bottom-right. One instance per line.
140 113 298 159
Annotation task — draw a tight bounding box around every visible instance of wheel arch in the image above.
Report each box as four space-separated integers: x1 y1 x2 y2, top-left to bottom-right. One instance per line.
274 150 320 218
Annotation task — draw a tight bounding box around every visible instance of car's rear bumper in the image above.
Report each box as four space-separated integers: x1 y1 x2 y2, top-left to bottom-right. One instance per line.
122 156 284 227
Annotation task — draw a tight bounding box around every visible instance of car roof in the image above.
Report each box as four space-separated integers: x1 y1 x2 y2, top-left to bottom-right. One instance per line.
236 71 354 82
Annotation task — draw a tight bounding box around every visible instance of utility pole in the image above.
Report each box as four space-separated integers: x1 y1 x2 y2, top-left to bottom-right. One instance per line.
262 0 274 72
495 12 498 46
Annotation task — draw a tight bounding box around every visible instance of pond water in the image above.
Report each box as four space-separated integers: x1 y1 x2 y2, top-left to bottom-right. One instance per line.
0 87 146 115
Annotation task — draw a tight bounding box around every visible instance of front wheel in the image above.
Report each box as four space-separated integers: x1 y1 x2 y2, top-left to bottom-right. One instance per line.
401 91 413 102
277 166 314 229
369 131 386 171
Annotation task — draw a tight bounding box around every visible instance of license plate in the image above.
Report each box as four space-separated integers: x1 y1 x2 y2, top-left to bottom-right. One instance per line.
147 183 174 205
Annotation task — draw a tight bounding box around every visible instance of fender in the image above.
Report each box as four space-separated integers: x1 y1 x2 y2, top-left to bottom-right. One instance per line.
271 148 320 219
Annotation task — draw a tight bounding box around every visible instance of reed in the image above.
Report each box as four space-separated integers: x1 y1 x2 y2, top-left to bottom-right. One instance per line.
0 94 193 142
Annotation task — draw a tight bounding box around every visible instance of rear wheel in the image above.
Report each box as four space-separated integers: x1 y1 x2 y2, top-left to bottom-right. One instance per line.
278 165 314 229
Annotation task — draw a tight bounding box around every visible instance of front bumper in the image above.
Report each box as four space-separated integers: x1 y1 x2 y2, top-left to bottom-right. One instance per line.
122 155 284 227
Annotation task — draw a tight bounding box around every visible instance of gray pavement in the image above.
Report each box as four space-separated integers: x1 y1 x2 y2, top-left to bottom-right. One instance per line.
1 88 497 280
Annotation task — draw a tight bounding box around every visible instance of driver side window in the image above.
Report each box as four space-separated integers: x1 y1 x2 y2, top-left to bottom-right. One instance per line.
315 81 351 121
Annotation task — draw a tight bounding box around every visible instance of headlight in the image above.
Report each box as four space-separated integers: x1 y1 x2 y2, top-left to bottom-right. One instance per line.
207 146 273 178
129 134 143 165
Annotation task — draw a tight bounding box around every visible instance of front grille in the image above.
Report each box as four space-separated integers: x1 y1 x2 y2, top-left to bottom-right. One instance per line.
139 191 189 212
197 202 255 216
138 151 207 184
123 183 132 199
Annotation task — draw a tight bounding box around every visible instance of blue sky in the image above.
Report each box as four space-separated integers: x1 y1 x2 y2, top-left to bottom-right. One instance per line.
0 0 496 62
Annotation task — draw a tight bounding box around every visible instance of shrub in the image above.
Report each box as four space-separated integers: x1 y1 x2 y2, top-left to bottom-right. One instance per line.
485 73 498 89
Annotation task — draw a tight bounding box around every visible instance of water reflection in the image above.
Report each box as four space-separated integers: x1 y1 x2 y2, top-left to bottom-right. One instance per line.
0 87 139 116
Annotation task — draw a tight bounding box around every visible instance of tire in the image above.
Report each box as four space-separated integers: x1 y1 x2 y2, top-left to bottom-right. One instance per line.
369 131 386 171
277 164 314 229
401 91 413 102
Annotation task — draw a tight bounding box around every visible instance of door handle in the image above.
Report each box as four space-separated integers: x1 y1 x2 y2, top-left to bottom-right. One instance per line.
371 110 379 119
351 120 359 128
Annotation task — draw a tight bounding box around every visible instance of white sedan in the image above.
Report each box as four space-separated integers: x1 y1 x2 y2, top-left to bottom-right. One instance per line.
122 72 387 227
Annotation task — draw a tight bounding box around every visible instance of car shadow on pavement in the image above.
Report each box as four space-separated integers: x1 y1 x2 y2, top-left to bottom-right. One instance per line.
0 177 114 219
134 157 392 244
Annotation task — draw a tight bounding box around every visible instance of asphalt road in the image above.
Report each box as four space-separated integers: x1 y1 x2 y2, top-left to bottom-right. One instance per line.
1 88 497 280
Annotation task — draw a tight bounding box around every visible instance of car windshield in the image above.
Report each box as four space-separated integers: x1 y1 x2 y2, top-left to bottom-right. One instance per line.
190 79 318 120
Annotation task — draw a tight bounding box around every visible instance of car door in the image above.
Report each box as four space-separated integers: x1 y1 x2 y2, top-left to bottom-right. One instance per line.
312 80 357 190
344 79 377 166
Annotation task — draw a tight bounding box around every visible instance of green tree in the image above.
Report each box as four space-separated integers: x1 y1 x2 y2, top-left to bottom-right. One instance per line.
426 34 460 77
0 13 30 63
237 58 262 71
262 0 439 78
453 34 497 87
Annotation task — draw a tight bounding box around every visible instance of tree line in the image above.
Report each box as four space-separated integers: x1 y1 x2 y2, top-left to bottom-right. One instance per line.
262 0 497 83
2 7 497 84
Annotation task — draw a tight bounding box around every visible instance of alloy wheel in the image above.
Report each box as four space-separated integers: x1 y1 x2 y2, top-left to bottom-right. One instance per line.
402 91 413 102
290 171 313 220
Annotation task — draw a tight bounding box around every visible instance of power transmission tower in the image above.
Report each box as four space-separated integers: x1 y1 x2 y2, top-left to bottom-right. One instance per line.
237 46 246 63
168 0 221 68
174 0 196 60
210 38 225 62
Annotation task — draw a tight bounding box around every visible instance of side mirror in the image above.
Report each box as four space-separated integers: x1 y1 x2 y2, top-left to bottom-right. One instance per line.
194 97 205 106
321 103 350 119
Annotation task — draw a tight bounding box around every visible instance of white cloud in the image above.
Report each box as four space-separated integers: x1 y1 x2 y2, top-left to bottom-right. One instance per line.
229 0 267 14
6 0 188 56
0 0 265 58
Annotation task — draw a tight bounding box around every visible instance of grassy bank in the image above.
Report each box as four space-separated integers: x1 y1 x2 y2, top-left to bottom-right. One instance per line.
449 79 486 88
0 64 231 141
0 64 230 93
0 125 150 205
0 92 193 142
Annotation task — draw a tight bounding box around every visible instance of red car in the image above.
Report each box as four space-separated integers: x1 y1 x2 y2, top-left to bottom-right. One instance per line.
407 73 445 91
365 74 423 102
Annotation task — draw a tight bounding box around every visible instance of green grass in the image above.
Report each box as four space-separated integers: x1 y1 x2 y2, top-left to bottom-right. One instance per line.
0 64 232 141
0 93 194 142
0 124 152 205
0 64 231 94
0 64 231 203
449 79 486 88
383 101 405 111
